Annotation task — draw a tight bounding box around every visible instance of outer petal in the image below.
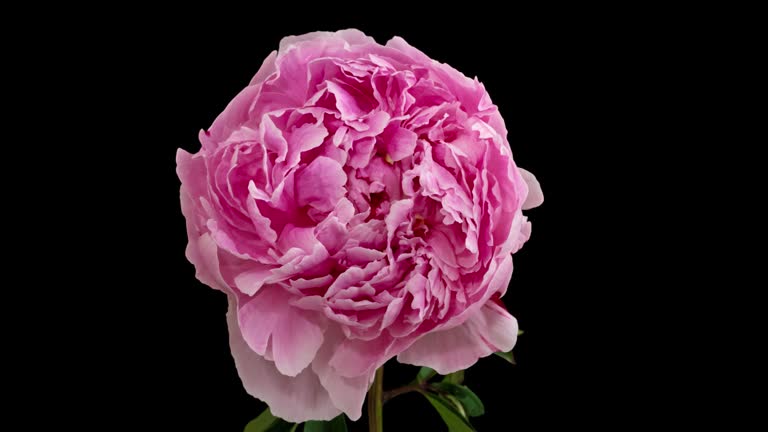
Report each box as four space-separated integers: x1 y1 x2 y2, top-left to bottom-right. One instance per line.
226 297 341 422
329 334 394 378
238 286 326 377
204 84 263 146
519 167 544 210
311 327 374 421
177 149 229 292
184 232 229 293
397 301 519 374
278 29 374 54
249 50 278 86
445 253 514 326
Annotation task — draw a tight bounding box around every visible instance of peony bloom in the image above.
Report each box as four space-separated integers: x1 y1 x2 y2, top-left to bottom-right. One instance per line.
177 29 543 422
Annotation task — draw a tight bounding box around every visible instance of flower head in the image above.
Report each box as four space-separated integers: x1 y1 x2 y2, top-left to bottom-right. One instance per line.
177 29 543 422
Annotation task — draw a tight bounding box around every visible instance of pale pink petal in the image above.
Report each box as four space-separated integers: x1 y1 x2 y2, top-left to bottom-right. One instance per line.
226 297 340 422
177 152 233 294
238 286 325 376
272 306 326 377
329 334 394 378
397 301 518 374
468 301 519 353
380 297 405 329
249 50 278 85
519 168 544 210
445 254 513 327
505 212 532 255
397 319 487 374
278 29 374 54
311 327 374 420
185 232 229 293
176 149 209 209
233 263 274 296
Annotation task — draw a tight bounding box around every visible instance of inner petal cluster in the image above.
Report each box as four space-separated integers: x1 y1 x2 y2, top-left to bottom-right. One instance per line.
196 46 525 345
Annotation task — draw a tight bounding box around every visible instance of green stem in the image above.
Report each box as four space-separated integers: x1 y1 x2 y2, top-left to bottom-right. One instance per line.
368 366 384 432
382 384 422 403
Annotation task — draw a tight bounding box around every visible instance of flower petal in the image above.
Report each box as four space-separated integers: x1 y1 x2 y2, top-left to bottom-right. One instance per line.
519 168 543 210
396 301 518 374
329 334 394 378
249 50 278 85
311 327 374 420
296 156 347 212
238 286 325 376
227 297 341 422
385 126 418 162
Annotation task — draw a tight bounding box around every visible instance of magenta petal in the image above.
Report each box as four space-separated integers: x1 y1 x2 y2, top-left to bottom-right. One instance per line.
286 121 328 168
345 246 386 265
277 224 318 254
226 297 341 422
326 81 369 121
296 156 347 212
260 115 288 163
385 127 418 162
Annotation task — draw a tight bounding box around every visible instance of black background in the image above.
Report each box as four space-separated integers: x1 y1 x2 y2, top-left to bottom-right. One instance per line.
66 11 650 431
16 6 754 430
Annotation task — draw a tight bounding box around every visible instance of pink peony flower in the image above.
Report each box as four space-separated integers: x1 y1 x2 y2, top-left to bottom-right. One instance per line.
177 29 543 422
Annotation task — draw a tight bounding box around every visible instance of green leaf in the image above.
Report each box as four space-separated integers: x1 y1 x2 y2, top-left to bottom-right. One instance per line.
431 383 485 417
442 370 464 384
422 392 476 432
416 366 437 383
518 329 524 336
244 408 295 432
304 414 348 432
444 394 467 418
494 350 516 364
